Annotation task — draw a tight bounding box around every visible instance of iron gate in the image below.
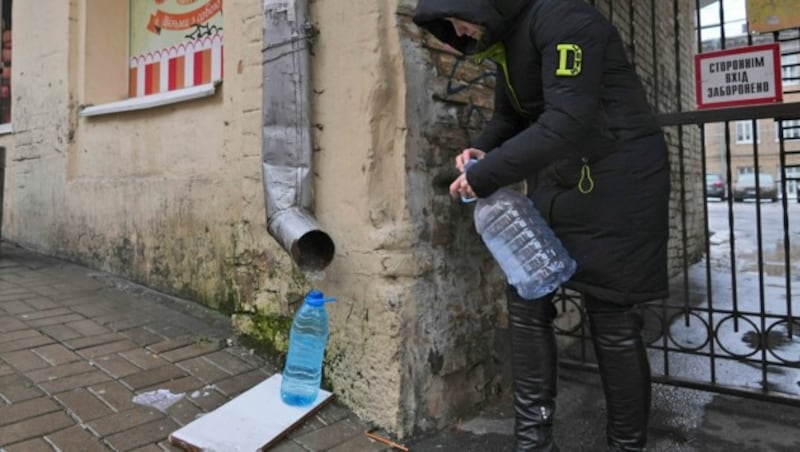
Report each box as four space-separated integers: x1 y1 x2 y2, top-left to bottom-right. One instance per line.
555 20 800 405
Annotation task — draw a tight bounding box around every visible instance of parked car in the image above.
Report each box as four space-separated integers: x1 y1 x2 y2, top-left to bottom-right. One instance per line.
705 173 727 200
732 173 778 202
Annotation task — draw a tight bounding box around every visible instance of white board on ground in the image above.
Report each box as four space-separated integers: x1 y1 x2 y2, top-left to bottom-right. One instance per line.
169 374 333 451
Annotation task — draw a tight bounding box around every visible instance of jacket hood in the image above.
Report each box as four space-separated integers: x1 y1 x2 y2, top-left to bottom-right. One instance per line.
413 0 532 54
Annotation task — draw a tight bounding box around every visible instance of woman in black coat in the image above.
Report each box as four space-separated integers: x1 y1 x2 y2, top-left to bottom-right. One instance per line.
414 0 670 450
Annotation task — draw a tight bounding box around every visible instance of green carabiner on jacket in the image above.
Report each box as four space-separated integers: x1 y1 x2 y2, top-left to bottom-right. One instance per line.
578 159 594 194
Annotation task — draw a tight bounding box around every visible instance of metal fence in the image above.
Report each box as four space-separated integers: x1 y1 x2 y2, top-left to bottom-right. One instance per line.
556 1 800 406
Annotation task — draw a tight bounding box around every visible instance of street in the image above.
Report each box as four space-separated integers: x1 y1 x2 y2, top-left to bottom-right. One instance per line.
705 198 800 275
647 198 800 399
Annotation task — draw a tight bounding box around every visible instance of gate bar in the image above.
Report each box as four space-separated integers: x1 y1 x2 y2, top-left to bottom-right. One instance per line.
659 102 800 127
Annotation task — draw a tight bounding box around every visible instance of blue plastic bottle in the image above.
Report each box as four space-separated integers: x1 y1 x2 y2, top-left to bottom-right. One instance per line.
463 161 576 299
280 290 335 407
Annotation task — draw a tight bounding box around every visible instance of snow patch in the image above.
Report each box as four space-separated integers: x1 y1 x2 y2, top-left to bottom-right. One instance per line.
191 384 219 398
133 389 185 412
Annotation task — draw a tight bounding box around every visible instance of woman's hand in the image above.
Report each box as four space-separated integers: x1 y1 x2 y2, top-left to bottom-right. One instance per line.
449 173 476 200
450 148 484 199
454 148 486 173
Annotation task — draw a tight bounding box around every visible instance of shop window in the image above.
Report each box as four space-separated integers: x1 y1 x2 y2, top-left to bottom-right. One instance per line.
128 0 223 98
0 0 12 125
80 0 222 117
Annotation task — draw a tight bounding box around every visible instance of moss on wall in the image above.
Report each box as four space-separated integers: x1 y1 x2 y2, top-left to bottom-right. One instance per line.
233 309 293 360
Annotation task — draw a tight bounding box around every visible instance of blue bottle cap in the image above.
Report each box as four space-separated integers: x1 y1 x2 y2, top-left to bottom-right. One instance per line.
461 158 478 203
305 290 336 307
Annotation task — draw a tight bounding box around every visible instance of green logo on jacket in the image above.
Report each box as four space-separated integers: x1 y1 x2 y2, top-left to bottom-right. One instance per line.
556 43 582 77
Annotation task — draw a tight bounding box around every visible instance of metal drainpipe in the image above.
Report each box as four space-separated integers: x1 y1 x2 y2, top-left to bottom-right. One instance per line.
262 0 334 271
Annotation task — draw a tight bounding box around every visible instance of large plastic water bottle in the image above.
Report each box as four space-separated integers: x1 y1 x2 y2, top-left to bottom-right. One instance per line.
465 162 576 299
280 290 335 407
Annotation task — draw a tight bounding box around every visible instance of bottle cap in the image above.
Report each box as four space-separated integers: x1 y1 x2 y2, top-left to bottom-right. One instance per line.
461 158 478 203
305 290 337 307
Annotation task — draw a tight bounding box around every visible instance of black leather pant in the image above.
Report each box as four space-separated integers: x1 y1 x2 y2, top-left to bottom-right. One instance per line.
507 286 651 452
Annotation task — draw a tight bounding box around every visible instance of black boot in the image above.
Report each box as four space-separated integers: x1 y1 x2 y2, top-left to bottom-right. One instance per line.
506 286 560 452
586 299 651 452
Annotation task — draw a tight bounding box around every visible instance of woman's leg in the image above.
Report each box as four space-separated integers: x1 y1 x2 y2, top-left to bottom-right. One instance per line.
584 295 651 451
506 286 559 451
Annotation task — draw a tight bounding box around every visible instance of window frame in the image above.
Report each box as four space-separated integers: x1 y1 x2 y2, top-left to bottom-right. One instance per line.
735 120 758 144
775 118 800 141
782 53 798 86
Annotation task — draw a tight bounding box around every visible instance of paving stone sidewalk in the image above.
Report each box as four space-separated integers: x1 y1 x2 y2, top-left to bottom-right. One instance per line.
4 241 800 452
0 242 392 452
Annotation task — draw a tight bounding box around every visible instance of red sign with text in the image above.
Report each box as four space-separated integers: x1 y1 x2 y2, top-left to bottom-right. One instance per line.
695 43 783 110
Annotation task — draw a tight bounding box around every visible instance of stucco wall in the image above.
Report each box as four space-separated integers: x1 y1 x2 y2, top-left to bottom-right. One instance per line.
0 1 307 315
307 0 413 433
308 0 514 435
0 2 72 248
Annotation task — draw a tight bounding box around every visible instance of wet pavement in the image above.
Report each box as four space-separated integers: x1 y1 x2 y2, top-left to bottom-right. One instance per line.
2 241 800 451
0 242 384 452
405 369 800 451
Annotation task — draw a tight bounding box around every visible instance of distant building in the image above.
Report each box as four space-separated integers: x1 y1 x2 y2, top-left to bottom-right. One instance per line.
702 30 800 198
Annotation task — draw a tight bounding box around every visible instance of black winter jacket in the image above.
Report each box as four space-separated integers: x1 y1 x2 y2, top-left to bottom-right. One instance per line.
414 0 670 303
